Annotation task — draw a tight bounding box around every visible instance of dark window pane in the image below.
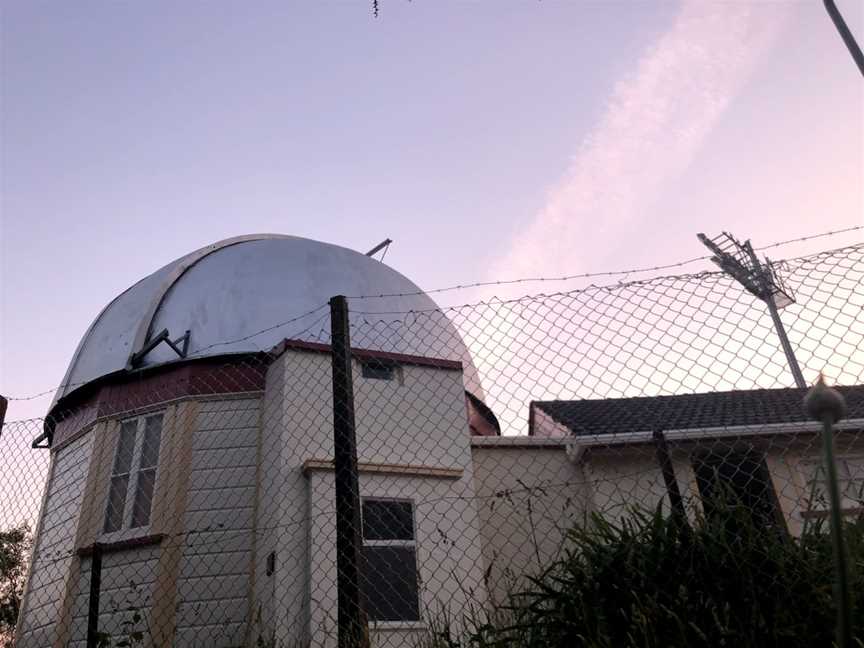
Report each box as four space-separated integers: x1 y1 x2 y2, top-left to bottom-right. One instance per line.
104 474 129 532
693 451 783 533
362 546 419 621
131 469 156 528
362 500 414 541
361 360 396 381
113 422 137 475
140 416 163 469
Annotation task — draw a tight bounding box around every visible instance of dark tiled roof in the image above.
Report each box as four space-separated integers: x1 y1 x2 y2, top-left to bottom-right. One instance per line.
532 385 864 437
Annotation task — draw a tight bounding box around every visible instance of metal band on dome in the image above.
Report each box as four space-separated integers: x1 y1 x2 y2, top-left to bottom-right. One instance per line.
124 234 292 371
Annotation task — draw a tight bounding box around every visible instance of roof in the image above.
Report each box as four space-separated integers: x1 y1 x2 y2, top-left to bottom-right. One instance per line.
52 234 481 412
269 338 463 371
531 385 864 437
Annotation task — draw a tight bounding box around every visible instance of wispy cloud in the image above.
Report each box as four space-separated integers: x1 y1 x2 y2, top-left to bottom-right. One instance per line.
494 1 789 281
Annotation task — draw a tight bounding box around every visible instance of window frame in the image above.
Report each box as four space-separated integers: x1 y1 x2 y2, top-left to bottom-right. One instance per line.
101 413 164 540
801 453 864 517
360 497 421 624
360 358 402 383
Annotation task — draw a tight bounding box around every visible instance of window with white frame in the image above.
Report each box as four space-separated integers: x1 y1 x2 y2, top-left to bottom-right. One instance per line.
361 499 420 622
801 455 864 514
104 413 163 533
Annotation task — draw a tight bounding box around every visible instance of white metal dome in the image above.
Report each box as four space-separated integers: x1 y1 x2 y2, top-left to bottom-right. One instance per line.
53 234 480 407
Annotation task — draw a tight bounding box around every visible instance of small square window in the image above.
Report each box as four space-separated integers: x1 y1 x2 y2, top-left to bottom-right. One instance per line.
361 499 419 622
361 359 399 381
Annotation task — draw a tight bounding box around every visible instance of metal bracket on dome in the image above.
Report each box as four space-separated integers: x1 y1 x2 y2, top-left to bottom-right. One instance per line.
365 238 392 260
128 329 191 369
32 431 51 449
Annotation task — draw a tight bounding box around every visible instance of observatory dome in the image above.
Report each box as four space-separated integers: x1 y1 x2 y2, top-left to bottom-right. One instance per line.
52 234 480 409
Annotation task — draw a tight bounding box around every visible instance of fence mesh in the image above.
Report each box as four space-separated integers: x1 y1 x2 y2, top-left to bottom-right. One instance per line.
1 241 863 647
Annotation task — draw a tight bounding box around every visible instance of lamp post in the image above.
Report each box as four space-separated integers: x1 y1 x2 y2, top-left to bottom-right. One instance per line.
805 376 851 648
823 0 864 77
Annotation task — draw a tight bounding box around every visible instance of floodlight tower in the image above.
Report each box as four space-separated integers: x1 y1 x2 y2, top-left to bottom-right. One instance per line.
698 232 807 389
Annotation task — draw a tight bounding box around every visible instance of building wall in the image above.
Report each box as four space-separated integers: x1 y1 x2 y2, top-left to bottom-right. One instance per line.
16 433 93 648
471 440 588 607
305 469 487 647
66 546 160 648
264 348 488 648
171 397 261 646
16 395 263 648
252 359 287 645
580 432 864 536
764 431 864 536
582 444 699 524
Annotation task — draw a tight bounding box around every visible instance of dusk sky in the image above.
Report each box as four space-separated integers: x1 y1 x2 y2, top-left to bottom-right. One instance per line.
1 1 862 423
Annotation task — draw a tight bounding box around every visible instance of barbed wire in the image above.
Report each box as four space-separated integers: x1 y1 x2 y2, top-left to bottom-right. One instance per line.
349 242 863 317
345 224 863 300
2 228 861 404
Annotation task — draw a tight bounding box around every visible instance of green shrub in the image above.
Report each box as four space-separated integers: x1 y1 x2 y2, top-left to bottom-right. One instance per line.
455 503 864 648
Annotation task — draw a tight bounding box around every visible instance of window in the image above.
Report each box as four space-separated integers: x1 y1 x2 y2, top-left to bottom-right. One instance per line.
361 499 419 622
693 451 783 532
104 414 163 533
802 456 864 515
361 359 399 382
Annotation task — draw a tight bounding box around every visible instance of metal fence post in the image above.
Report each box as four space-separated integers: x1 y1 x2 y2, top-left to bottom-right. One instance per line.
805 377 851 648
329 295 370 648
86 543 103 648
652 429 686 521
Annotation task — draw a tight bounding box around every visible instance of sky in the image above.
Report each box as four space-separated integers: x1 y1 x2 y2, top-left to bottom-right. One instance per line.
1 0 863 426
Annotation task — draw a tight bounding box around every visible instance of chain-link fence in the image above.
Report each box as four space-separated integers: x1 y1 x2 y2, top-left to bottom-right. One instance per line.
1 241 863 648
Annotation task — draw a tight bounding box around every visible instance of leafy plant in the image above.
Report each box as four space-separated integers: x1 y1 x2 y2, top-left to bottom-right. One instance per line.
0 523 30 648
415 499 864 648
475 502 864 648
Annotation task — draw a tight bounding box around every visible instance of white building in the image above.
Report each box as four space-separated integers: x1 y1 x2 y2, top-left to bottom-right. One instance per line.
14 234 583 648
16 233 857 647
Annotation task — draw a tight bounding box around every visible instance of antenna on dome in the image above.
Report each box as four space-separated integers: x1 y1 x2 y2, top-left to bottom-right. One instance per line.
365 238 393 262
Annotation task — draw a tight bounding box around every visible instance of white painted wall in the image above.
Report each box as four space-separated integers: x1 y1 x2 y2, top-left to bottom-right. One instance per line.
251 360 286 646
16 433 93 648
582 444 698 524
306 470 487 648
172 398 260 647
66 546 160 648
263 348 488 648
471 440 588 607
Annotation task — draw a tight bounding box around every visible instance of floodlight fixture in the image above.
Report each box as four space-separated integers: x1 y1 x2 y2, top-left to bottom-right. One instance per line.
698 231 806 389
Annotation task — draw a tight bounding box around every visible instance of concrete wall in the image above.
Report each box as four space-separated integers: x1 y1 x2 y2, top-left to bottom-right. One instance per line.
471 439 588 607
16 433 93 648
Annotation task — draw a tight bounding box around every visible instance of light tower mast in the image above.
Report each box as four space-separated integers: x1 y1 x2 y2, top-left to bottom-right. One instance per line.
698 231 807 389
